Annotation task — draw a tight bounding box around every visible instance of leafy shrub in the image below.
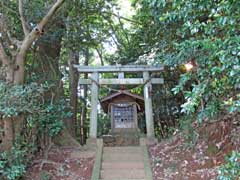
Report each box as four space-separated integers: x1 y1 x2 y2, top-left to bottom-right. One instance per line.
0 82 71 179
0 82 71 136
218 151 240 180
0 137 35 180
0 82 44 118
36 100 71 136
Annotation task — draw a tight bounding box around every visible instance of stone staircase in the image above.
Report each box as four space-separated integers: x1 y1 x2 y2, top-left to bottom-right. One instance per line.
103 131 140 147
100 146 148 180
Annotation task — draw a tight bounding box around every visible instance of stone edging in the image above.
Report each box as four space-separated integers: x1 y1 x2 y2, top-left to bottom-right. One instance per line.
91 139 103 180
142 138 154 180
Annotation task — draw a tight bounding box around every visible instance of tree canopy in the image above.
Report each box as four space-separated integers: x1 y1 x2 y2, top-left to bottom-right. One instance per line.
0 0 239 179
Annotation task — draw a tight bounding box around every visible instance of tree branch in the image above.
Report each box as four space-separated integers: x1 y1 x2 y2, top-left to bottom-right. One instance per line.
18 0 29 36
38 0 65 30
19 0 65 57
95 47 104 66
0 2 18 15
13 0 65 84
102 11 140 24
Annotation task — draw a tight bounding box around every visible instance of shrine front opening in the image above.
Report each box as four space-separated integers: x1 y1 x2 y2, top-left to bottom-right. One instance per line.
101 90 145 133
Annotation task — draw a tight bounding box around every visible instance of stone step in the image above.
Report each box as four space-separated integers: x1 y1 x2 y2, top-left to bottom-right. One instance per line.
102 162 145 169
104 146 141 150
102 155 143 162
103 150 143 155
103 147 142 154
103 153 142 159
103 150 143 154
100 169 146 179
100 179 146 180
102 153 142 158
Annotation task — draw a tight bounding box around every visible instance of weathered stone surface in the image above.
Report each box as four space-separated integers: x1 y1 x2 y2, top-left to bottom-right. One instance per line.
100 146 147 179
103 131 140 146
102 162 145 169
100 169 146 179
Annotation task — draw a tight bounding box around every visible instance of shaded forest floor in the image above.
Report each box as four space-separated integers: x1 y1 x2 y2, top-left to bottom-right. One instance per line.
149 113 240 180
25 146 95 180
23 113 239 180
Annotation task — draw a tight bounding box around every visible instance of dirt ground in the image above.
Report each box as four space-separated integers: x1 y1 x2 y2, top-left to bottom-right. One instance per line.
24 114 239 180
149 113 240 180
25 146 95 180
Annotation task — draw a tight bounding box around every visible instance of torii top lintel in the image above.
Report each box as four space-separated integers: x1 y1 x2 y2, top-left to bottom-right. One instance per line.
73 65 164 73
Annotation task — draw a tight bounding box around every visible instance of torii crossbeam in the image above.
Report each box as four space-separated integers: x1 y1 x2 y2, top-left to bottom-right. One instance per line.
74 65 164 139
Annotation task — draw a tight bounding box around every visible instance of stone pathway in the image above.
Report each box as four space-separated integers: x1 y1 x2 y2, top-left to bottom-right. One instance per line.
100 146 150 180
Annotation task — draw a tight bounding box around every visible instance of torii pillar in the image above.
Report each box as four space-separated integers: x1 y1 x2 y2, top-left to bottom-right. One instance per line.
143 71 155 138
89 72 99 138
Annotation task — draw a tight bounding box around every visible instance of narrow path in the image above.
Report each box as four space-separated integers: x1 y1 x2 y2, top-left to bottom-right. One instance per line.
100 146 149 180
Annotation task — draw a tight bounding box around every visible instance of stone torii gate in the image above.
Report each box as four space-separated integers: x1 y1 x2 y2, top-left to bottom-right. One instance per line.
74 65 164 139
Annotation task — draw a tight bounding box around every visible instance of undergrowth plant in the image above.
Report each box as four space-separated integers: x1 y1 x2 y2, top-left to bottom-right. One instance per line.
218 151 240 180
179 115 198 148
98 113 111 136
0 136 35 180
0 82 71 180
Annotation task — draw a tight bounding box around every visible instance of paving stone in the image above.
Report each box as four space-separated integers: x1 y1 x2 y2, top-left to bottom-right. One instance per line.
100 146 147 180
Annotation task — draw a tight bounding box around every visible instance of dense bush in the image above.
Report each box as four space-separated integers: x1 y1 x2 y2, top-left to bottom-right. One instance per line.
0 82 70 136
0 82 71 179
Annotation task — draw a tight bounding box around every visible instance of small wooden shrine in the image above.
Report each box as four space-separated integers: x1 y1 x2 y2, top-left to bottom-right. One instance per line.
101 90 144 132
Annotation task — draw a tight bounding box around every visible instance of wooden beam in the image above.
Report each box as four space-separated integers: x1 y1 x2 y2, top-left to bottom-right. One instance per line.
74 65 164 73
79 78 164 85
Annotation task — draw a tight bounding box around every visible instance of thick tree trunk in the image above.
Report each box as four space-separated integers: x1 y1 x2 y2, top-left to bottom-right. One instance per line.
68 51 79 137
13 53 25 84
2 118 14 151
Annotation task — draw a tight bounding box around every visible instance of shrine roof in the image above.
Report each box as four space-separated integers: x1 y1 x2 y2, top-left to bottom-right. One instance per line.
100 90 144 113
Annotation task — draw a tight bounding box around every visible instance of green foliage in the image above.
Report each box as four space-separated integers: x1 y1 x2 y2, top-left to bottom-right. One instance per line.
218 151 240 180
0 81 70 136
179 115 198 148
60 0 118 64
0 82 44 118
0 137 35 180
153 72 184 138
39 171 51 180
129 0 240 122
0 82 71 179
35 100 71 137
97 113 111 136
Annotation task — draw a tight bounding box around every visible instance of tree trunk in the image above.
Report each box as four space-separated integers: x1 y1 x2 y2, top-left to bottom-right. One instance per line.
80 49 89 145
0 0 65 150
80 82 87 145
68 51 79 137
2 118 14 151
